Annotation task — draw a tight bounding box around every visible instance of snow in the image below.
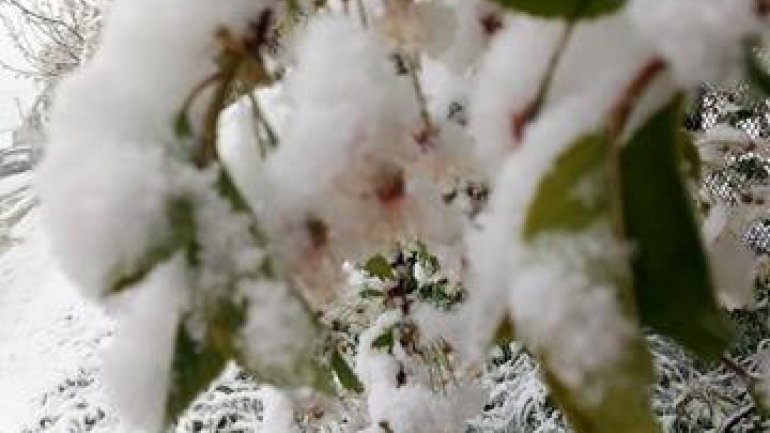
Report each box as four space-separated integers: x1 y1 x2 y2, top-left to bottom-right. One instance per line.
468 18 564 171
465 96 637 396
254 387 298 433
703 203 765 311
0 173 113 432
349 287 482 433
262 14 416 205
463 95 605 360
100 256 186 432
238 279 315 371
16 0 770 430
627 0 761 85
468 12 660 174
37 0 283 298
38 142 172 297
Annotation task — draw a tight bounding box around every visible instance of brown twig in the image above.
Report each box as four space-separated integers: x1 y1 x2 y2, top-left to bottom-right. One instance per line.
607 57 667 138
511 21 577 142
404 54 437 149
198 59 239 167
721 355 756 385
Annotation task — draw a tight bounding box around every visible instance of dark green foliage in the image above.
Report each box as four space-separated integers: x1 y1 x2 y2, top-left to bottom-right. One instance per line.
165 299 248 425
330 349 364 393
487 0 625 19
621 96 732 360
364 254 395 280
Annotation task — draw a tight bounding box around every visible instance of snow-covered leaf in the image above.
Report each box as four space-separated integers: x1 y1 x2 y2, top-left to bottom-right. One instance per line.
519 125 659 433
540 345 659 433
165 298 246 426
523 133 608 239
108 199 197 294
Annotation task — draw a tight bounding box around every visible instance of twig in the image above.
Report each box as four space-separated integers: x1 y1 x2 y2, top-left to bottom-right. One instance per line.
1 0 85 43
721 355 756 385
199 60 238 167
246 91 278 158
718 404 755 433
404 54 437 147
509 0 606 142
511 21 576 141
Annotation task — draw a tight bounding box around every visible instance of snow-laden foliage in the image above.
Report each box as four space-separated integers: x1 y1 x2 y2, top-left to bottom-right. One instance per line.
32 0 770 431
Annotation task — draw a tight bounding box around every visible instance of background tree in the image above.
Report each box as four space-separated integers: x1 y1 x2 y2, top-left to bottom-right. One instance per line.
0 0 105 123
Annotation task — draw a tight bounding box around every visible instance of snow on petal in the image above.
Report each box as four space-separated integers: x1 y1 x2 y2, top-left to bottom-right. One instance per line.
466 94 641 396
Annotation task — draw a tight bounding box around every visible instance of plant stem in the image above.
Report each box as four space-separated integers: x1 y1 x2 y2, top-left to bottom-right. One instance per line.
721 355 757 385
405 54 436 143
247 91 278 158
198 56 240 167
510 0 607 141
510 20 578 143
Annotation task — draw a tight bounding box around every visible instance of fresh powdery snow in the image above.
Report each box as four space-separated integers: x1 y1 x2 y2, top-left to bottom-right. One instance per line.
0 172 289 432
0 172 114 433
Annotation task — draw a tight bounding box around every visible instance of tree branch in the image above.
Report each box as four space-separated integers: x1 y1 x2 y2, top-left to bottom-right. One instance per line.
1 0 85 43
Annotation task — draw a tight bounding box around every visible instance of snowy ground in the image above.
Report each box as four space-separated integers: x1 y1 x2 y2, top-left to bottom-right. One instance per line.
0 172 264 433
0 171 113 432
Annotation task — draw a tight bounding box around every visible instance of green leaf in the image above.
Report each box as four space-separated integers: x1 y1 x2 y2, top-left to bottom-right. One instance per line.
364 254 395 280
359 289 384 298
523 133 608 239
165 298 246 425
233 285 336 395
372 328 395 352
745 37 770 95
620 96 732 360
520 128 659 433
165 323 229 425
540 340 659 433
174 110 192 139
217 168 252 214
493 313 515 348
488 0 625 19
108 199 197 294
330 349 364 393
